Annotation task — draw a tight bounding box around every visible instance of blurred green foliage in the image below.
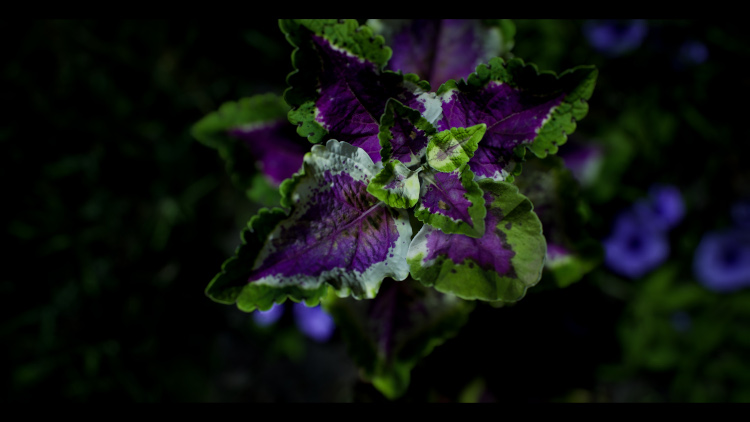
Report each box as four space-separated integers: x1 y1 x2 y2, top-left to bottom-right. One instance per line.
4 19 750 402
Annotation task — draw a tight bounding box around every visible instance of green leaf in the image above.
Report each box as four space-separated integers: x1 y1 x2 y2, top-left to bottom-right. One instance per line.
367 160 422 209
426 124 486 173
513 155 602 288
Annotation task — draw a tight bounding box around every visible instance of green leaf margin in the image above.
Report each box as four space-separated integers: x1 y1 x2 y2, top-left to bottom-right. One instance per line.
436 57 598 160
408 179 546 302
280 19 394 144
191 93 290 196
204 208 328 312
414 166 487 238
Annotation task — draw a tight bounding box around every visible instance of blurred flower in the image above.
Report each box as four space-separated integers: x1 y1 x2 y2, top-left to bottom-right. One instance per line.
583 19 648 57
252 303 284 327
678 40 708 65
731 200 750 229
633 184 685 231
560 142 603 188
293 302 335 342
693 229 750 292
253 302 336 342
546 243 570 262
604 210 669 279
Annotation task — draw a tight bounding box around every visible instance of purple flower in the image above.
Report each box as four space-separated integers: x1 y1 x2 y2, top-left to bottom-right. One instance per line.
693 229 750 293
583 20 648 57
252 303 284 327
633 184 685 231
678 40 708 65
293 302 335 343
604 210 670 279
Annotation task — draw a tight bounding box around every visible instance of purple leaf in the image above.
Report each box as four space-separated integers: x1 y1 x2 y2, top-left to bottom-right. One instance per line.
434 58 596 182
378 99 437 166
372 19 511 89
247 140 412 300
282 20 436 165
438 80 563 180
407 180 546 302
415 167 486 237
229 121 307 186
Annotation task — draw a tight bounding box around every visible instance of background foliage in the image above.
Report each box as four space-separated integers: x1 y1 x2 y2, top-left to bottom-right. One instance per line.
4 19 750 402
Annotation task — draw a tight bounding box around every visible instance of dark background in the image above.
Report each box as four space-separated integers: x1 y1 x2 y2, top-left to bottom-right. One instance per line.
3 19 750 402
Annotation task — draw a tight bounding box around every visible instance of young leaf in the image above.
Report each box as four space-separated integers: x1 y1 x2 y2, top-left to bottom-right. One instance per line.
206 140 413 312
323 277 474 399
407 179 546 302
436 57 598 181
367 160 421 209
368 19 515 90
280 19 439 165
191 93 307 190
414 166 486 238
378 98 437 166
426 124 486 173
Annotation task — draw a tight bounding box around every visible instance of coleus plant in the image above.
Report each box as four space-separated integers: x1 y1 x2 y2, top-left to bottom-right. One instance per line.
194 19 597 398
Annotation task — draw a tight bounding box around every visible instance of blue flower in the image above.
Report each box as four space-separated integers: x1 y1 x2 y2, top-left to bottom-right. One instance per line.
633 184 685 231
252 302 336 342
252 303 284 327
293 302 335 343
678 40 708 65
583 19 648 57
693 229 750 293
604 210 669 279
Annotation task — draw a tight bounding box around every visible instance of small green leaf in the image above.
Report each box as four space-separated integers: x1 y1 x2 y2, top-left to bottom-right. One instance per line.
426 124 486 173
367 160 422 209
